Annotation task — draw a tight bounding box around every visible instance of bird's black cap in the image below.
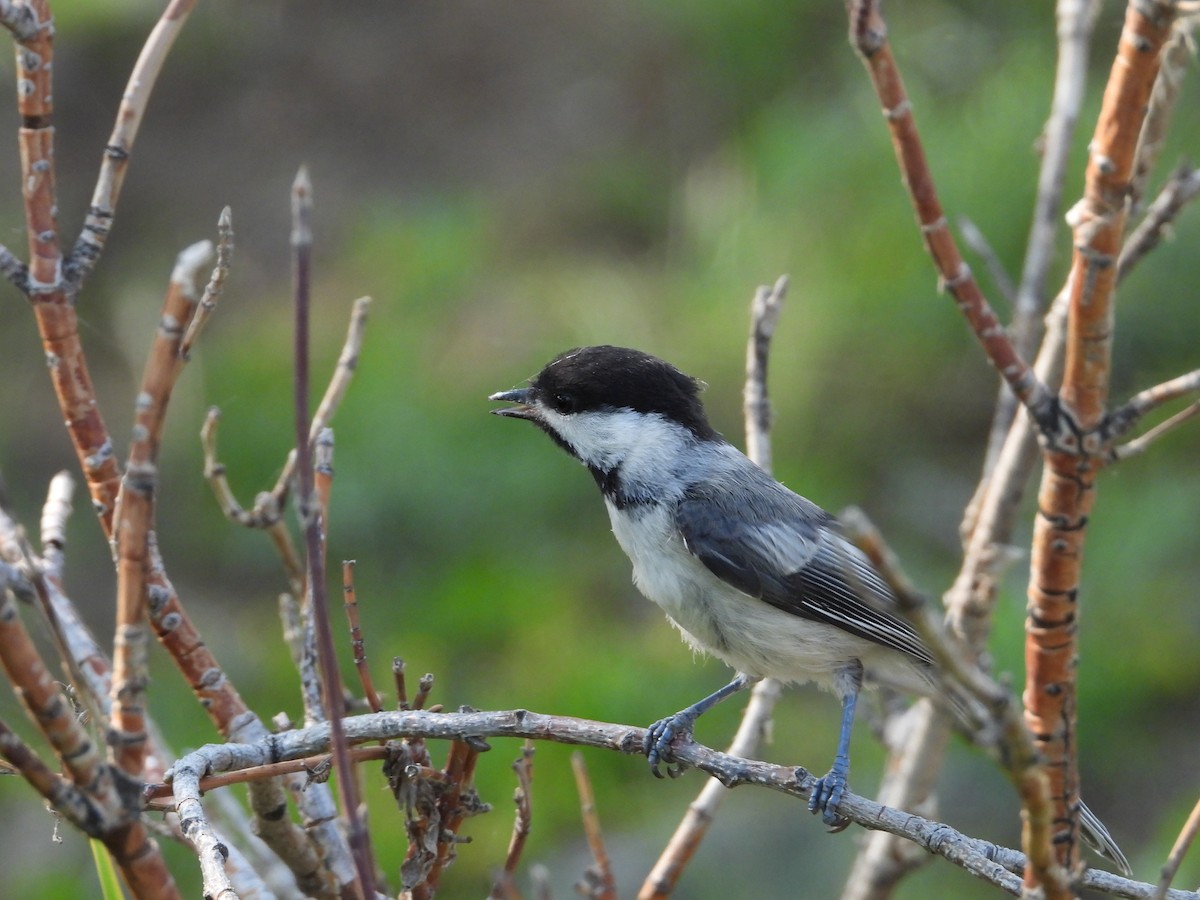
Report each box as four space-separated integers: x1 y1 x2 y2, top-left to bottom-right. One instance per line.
527 345 719 440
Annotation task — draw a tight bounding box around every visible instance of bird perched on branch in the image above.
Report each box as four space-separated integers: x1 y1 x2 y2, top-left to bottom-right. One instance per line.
490 345 1127 870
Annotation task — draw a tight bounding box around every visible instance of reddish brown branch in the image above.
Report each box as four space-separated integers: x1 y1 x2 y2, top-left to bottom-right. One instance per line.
846 0 1054 429
1025 0 1178 882
343 560 382 713
111 241 212 776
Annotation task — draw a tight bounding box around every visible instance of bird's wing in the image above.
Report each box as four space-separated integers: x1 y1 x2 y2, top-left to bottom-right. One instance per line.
675 475 933 666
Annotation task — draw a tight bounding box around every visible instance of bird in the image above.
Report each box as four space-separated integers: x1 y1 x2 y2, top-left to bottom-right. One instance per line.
489 345 1128 868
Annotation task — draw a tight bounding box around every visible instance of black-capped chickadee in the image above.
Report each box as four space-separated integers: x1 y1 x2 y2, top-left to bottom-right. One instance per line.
490 345 1127 869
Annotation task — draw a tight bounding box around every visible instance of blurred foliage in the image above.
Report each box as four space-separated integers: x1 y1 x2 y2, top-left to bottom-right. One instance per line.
1 1 1198 898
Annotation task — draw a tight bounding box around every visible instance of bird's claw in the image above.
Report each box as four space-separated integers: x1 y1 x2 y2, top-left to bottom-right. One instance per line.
645 710 696 778
805 766 851 830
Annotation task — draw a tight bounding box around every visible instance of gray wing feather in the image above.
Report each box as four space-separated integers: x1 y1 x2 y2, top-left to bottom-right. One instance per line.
675 469 933 667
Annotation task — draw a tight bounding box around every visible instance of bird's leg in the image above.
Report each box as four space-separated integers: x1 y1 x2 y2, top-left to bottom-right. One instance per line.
645 672 759 778
807 660 862 827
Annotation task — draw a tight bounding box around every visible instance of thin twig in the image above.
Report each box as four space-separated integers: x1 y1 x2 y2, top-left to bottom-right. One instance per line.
572 752 616 900
1130 19 1197 212
742 275 787 472
291 166 376 899
0 243 28 292
1154 796 1200 900
67 0 199 288
489 742 536 898
958 217 1016 307
343 560 382 713
846 0 1055 430
1118 163 1200 281
1112 401 1200 460
180 206 233 360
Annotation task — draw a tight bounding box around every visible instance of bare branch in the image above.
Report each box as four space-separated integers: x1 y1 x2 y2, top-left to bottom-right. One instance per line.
167 708 1177 899
0 0 40 40
958 217 1016 307
67 0 199 288
742 275 787 472
572 751 616 900
490 742 536 898
291 166 376 899
180 206 234 360
1111 400 1200 460
0 244 28 292
846 0 1055 428
1119 163 1200 281
342 560 382 713
1154 796 1200 900
1130 19 1197 212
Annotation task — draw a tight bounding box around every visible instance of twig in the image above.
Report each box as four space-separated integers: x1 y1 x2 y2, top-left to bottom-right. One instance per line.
1154 796 1200 900
180 206 233 360
489 742 536 898
144 745 393 807
343 560 382 713
1011 0 1098 355
742 275 787 472
111 239 214 776
291 166 375 900
572 752 615 900
394 657 409 709
0 243 28 292
958 217 1016 307
66 0 199 288
1118 163 1200 281
846 0 1055 430
1111 400 1200 460
1130 19 1197 212
198 292 370 594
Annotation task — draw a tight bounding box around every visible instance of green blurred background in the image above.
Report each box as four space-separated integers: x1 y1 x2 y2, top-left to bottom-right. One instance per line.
1 1 1198 896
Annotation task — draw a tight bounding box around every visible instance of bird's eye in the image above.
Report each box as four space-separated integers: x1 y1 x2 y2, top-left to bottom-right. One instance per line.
551 392 578 414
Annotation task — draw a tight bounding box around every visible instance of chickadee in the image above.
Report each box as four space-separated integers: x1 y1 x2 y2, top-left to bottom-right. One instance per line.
490 345 1127 868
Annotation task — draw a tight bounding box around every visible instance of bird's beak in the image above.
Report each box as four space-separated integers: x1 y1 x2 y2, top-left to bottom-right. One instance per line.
489 388 538 420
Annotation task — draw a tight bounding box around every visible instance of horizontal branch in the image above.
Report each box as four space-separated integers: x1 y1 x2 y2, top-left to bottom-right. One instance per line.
166 708 1178 899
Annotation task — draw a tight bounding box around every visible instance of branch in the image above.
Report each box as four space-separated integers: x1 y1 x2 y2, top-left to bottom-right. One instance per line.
1025 1 1178 879
845 0 1055 429
1155 796 1200 900
573 751 616 900
291 166 375 900
489 742 536 899
66 0 199 288
342 560 382 713
974 0 1097 486
166 708 1187 900
180 206 233 360
1129 17 1197 212
111 239 213 776
1118 163 1200 281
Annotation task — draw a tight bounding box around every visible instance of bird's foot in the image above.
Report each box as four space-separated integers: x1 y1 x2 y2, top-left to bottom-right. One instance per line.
804 762 851 830
645 709 697 779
